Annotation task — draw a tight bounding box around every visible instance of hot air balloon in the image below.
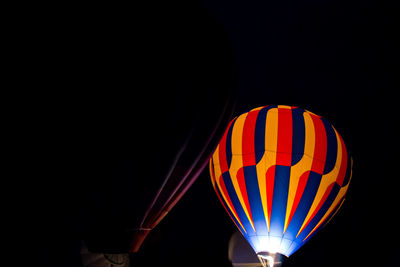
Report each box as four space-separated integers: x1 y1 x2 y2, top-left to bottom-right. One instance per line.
35 2 235 266
81 242 130 267
83 87 235 256
209 105 352 267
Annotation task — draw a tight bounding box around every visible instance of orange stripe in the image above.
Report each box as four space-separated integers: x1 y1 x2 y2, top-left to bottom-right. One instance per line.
263 108 279 231
336 132 348 186
302 179 351 241
217 174 246 232
300 182 335 234
218 118 237 173
302 195 345 242
230 113 256 231
211 143 247 233
237 167 253 224
209 159 216 189
265 108 279 154
214 179 246 235
284 171 309 234
254 106 274 231
212 145 222 187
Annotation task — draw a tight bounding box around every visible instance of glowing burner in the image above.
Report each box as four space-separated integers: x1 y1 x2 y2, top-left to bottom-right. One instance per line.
257 252 286 267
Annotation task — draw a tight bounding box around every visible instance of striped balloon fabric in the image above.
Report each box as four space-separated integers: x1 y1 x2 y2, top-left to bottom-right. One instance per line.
209 105 352 257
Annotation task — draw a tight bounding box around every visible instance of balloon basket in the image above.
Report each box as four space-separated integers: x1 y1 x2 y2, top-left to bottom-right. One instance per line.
257 252 286 267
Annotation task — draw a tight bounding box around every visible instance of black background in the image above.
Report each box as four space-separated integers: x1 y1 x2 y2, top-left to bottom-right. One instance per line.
32 0 398 266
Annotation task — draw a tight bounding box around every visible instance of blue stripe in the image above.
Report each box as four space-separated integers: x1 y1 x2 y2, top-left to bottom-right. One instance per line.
269 165 290 237
215 181 246 234
291 108 305 166
287 240 303 256
303 197 345 243
318 197 345 230
254 105 276 163
296 183 341 241
322 117 338 174
243 166 268 235
222 172 256 235
283 171 322 240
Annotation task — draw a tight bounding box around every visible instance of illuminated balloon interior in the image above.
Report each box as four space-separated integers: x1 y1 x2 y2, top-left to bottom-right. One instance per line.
210 105 352 262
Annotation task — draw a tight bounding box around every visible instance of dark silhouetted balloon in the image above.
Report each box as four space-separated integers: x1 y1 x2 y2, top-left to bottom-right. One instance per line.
36 2 235 266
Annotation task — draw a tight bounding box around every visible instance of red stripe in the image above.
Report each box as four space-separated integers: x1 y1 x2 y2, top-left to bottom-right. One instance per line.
287 171 310 227
303 195 344 242
301 183 335 232
219 175 243 227
336 134 348 186
310 115 327 174
266 165 276 221
276 108 293 166
242 109 261 166
237 167 253 222
219 120 235 173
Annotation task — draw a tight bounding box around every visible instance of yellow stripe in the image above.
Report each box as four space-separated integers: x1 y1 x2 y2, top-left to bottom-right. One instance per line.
333 127 345 171
277 105 292 109
214 161 247 233
283 112 316 233
211 145 236 223
302 184 349 241
229 113 256 231
264 108 279 154
304 109 320 118
245 105 273 232
231 113 246 155
212 146 221 184
250 106 265 112
254 108 279 231
295 128 343 235
212 145 221 168
209 160 216 190
323 198 345 227
303 112 317 159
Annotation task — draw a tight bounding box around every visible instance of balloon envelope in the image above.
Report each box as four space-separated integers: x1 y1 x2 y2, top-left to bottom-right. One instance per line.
81 242 129 267
210 105 352 257
78 0 235 254
229 231 286 267
229 231 262 267
83 87 235 254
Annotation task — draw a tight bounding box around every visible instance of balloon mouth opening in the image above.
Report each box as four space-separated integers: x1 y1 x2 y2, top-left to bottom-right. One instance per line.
257 252 286 267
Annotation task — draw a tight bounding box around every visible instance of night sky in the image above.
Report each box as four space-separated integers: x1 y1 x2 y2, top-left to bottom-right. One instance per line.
35 1 398 266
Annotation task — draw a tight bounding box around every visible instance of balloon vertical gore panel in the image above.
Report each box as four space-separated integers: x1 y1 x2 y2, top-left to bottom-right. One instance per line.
210 105 352 258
